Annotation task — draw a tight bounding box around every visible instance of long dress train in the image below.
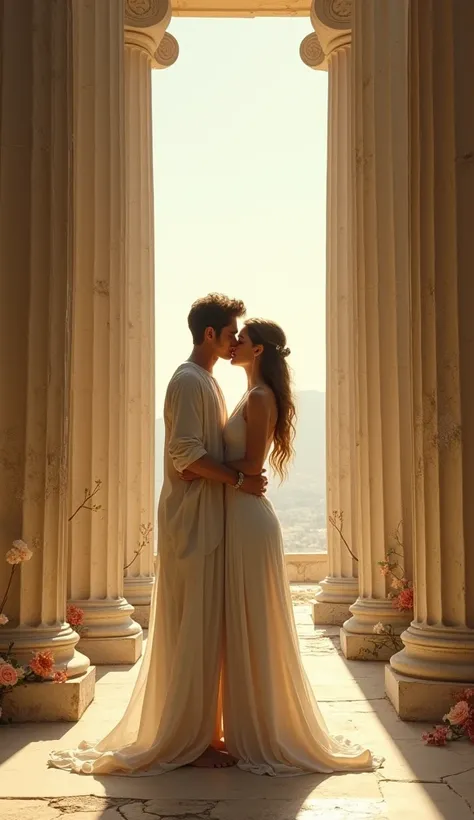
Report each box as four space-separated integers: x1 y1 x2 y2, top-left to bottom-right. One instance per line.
222 406 382 776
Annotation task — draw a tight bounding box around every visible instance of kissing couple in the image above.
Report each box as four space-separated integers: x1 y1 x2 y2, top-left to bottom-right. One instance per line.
49 293 381 777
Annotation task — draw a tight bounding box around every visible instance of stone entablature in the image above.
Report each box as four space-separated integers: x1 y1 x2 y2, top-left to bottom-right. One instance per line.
171 0 310 16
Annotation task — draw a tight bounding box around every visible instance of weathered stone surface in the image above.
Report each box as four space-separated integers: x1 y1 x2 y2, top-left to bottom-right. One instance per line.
0 801 60 820
2 667 96 723
122 801 214 819
444 771 474 814
50 796 130 812
60 811 124 820
380 781 474 820
210 799 386 820
385 666 474 722
312 601 353 627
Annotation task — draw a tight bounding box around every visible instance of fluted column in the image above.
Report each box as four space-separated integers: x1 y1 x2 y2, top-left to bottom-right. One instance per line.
386 0 474 720
123 3 177 628
340 0 413 660
301 1 358 627
0 0 94 720
68 0 142 665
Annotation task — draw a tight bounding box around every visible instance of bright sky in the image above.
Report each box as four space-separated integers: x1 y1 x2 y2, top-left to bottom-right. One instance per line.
152 18 328 416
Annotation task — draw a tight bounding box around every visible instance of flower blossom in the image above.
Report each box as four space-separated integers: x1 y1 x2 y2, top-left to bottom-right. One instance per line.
444 700 470 726
422 725 451 746
53 669 68 684
66 604 85 628
465 719 474 744
393 587 414 611
6 540 33 565
30 649 55 678
0 613 9 626
373 622 387 635
0 662 19 687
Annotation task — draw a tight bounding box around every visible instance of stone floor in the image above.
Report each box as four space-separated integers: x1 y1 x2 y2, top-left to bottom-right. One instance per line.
1 587 474 820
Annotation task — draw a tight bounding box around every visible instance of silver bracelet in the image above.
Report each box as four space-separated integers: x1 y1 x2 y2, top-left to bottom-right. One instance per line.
233 471 244 490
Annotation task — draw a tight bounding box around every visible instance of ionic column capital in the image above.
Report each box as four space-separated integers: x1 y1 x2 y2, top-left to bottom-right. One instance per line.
155 32 179 69
125 0 175 68
300 0 352 70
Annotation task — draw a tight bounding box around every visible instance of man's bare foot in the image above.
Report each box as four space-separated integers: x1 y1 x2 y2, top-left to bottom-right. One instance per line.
191 746 237 769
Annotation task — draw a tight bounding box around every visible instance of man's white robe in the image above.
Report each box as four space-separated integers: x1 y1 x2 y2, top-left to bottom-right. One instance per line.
48 362 228 775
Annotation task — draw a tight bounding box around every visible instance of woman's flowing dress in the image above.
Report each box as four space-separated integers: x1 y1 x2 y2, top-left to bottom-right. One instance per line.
222 404 382 776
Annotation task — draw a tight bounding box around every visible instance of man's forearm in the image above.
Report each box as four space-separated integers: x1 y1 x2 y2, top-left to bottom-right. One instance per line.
186 454 238 486
226 459 262 476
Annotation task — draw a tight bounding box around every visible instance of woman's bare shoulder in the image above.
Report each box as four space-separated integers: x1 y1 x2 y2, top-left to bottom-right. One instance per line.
245 385 277 417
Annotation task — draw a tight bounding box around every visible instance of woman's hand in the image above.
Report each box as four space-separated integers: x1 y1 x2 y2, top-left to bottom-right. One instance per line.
179 469 200 482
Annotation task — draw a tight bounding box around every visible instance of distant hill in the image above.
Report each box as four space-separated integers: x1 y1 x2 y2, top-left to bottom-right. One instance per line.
155 390 327 553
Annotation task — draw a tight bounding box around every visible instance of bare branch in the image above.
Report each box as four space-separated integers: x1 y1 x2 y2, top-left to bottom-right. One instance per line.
328 511 358 562
68 479 102 523
0 565 17 614
124 522 153 571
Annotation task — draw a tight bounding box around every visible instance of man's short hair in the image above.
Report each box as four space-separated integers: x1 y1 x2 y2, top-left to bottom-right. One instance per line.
188 293 246 344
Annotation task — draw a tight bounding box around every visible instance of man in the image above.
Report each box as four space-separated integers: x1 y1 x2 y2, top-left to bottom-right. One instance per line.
157 293 267 769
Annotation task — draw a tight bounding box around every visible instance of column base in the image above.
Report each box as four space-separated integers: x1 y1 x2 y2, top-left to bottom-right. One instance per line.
340 625 403 661
124 575 154 609
340 597 411 660
390 624 474 682
385 665 474 721
0 624 90 677
130 604 150 629
78 632 143 665
316 575 359 603
313 576 358 625
68 597 143 664
1 666 96 723
313 601 353 626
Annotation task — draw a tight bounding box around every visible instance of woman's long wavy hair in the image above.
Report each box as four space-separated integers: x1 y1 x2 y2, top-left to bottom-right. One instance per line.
245 319 296 482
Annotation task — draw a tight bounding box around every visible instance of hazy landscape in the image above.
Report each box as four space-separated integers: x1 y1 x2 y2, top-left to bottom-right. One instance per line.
155 390 327 553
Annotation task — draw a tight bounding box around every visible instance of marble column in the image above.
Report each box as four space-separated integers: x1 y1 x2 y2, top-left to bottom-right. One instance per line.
68 0 142 665
386 0 474 720
0 0 94 721
123 4 177 629
340 0 414 660
301 1 358 627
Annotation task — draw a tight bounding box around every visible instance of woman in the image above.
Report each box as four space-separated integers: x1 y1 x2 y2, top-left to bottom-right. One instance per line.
221 318 381 776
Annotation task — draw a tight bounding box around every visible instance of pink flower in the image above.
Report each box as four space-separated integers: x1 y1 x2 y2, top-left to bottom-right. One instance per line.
29 649 55 678
422 725 451 746
53 669 68 684
0 613 8 625
379 564 390 577
66 604 85 628
393 587 414 611
458 688 474 703
391 577 405 590
0 662 19 687
6 540 32 565
444 700 470 726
